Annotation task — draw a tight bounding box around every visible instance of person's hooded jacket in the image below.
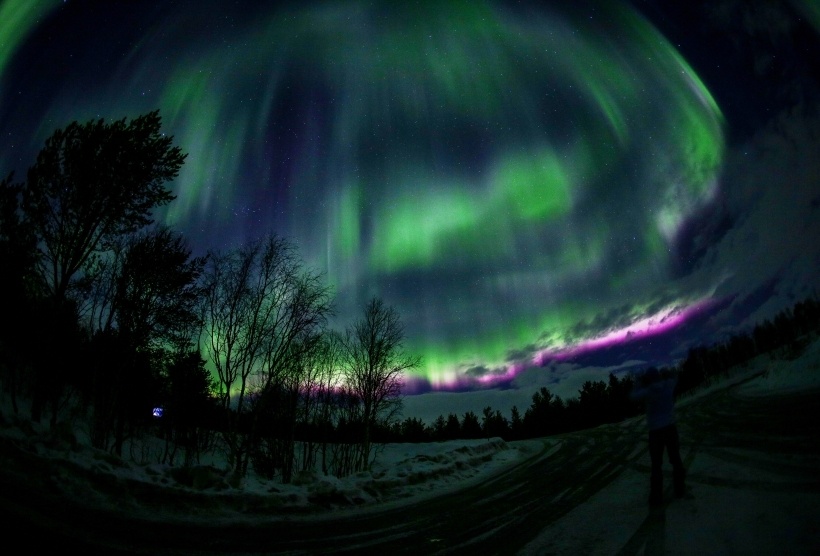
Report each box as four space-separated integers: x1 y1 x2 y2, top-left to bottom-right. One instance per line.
630 368 678 431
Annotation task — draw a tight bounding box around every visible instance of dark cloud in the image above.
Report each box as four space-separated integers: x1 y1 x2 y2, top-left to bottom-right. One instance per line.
463 365 494 378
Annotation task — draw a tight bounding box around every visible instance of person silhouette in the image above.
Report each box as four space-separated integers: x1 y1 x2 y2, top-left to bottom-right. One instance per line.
630 367 686 507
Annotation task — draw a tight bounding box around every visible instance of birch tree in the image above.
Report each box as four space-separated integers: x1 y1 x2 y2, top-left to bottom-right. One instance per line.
343 298 420 471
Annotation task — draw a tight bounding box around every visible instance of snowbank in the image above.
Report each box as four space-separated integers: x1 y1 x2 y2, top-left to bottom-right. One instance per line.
736 337 820 395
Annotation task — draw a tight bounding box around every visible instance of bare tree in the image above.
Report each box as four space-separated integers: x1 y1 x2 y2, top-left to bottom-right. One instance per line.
246 255 334 482
297 330 344 476
200 234 332 475
201 239 271 474
343 297 420 471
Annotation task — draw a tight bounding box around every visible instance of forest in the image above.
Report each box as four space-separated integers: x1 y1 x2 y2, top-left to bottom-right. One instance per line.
2 111 819 485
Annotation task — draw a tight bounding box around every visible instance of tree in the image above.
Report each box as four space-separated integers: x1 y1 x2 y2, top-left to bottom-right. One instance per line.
509 405 524 440
101 227 205 349
432 414 447 440
343 297 420 471
578 379 608 428
481 406 510 439
20 110 184 422
23 110 184 303
444 413 461 440
523 386 554 437
0 173 38 296
161 349 219 467
105 227 205 455
606 372 637 423
296 330 344 477
201 233 332 476
0 173 39 412
461 411 482 439
400 417 430 442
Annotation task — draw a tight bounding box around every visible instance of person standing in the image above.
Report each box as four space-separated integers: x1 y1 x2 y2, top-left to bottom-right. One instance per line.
630 367 686 507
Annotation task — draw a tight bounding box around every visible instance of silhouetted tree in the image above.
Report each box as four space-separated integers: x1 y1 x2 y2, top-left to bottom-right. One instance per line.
607 372 638 422
85 328 125 449
161 348 219 466
102 227 205 455
793 297 820 334
444 413 461 440
509 405 524 440
297 330 344 477
400 417 430 442
334 388 365 476
19 110 184 422
578 379 608 427
23 111 183 302
482 406 510 439
343 297 420 471
563 397 582 431
201 233 332 477
524 386 565 437
111 227 204 345
249 240 332 482
432 414 447 440
0 173 40 412
461 411 482 439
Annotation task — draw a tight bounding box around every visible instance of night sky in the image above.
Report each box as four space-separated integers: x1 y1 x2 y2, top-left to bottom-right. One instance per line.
2 0 819 422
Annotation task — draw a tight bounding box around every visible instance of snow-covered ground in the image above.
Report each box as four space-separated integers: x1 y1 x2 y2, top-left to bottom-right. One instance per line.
0 390 540 522
735 336 820 395
1 336 819 553
520 338 820 555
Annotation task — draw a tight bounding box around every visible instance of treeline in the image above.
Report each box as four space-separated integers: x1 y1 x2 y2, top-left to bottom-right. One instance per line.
0 110 419 483
380 295 820 443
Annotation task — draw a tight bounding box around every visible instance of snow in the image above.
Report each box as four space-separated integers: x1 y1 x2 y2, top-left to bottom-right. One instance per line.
2 337 819 553
519 340 820 555
735 336 820 395
0 392 540 522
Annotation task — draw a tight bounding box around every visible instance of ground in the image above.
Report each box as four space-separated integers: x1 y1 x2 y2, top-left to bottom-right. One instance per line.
1 339 819 554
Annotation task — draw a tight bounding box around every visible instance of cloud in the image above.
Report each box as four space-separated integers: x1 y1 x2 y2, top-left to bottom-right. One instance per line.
702 106 820 295
461 365 488 378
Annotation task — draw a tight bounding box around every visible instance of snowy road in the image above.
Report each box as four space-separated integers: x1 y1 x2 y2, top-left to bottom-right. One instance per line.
3 370 819 555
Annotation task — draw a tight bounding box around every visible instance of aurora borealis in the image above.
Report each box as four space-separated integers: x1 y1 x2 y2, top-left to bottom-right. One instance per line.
2 0 819 421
